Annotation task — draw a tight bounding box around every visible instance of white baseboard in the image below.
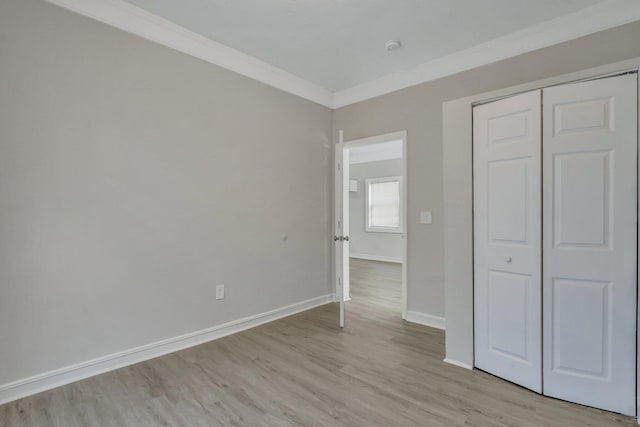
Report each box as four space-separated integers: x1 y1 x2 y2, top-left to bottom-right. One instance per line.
405 310 446 330
349 253 403 264
443 358 473 370
0 293 334 406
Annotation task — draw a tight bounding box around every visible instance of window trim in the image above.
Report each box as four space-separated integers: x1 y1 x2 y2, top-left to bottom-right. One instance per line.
365 176 403 233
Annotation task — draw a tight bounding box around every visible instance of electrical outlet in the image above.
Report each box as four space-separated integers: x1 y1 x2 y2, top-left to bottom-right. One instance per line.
215 285 225 300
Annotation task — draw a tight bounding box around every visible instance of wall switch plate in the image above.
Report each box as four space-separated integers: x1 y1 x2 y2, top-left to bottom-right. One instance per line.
215 285 225 300
420 211 432 224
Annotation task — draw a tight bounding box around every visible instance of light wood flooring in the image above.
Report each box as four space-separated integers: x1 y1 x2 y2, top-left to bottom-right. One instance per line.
0 258 636 426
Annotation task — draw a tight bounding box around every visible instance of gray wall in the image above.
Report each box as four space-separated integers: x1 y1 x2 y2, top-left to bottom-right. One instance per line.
333 21 640 319
3 0 640 392
349 159 403 261
0 0 332 386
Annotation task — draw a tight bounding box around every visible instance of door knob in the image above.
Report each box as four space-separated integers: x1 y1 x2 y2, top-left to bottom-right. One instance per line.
334 236 340 241
505 256 512 263
343 236 349 242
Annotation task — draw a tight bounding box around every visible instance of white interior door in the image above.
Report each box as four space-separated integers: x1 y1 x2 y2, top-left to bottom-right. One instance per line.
342 149 350 302
473 90 542 392
334 131 346 328
542 74 637 416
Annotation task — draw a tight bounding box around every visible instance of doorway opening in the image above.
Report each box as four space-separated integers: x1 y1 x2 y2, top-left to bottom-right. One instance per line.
335 131 408 325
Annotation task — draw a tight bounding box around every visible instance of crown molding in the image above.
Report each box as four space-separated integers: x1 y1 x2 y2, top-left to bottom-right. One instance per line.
46 0 640 110
45 0 334 108
332 0 640 108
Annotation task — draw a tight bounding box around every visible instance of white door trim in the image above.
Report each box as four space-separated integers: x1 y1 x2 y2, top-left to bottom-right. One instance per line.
637 71 640 423
334 132 346 328
340 130 408 319
442 56 640 419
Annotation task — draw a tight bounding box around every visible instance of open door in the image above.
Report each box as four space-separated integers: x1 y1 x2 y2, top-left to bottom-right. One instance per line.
334 130 348 327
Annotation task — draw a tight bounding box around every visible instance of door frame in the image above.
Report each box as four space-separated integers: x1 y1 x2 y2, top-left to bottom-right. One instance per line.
336 130 408 319
442 57 640 417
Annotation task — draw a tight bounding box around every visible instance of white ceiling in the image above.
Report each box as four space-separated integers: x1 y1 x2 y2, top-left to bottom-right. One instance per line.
123 0 605 92
349 140 403 165
49 0 640 107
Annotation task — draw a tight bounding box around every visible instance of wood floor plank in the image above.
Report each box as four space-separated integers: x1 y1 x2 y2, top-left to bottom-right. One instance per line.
0 258 636 426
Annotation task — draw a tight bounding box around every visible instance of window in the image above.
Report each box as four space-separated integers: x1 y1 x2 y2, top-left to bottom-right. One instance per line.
366 176 402 233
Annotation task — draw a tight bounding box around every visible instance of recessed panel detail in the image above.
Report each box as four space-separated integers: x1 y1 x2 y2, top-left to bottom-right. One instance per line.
553 97 613 136
488 158 528 244
488 110 529 145
553 151 611 249
487 270 530 361
551 278 611 380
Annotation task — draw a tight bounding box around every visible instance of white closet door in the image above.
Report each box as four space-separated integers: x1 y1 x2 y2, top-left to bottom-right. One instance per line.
473 90 542 392
542 74 637 416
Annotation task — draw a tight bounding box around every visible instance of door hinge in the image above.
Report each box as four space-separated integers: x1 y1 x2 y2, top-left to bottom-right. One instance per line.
338 163 341 171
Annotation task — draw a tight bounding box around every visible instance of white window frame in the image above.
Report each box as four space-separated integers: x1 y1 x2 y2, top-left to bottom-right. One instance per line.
365 176 403 233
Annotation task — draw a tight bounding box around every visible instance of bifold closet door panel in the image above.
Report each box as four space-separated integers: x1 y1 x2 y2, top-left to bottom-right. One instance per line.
542 74 637 416
473 90 542 393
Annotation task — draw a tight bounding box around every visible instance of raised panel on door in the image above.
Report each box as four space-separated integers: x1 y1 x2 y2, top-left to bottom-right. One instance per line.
542 74 637 416
486 271 531 361
473 90 542 393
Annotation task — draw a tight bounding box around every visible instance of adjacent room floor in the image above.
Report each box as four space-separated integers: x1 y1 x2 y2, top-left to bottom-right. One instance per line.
0 259 635 426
